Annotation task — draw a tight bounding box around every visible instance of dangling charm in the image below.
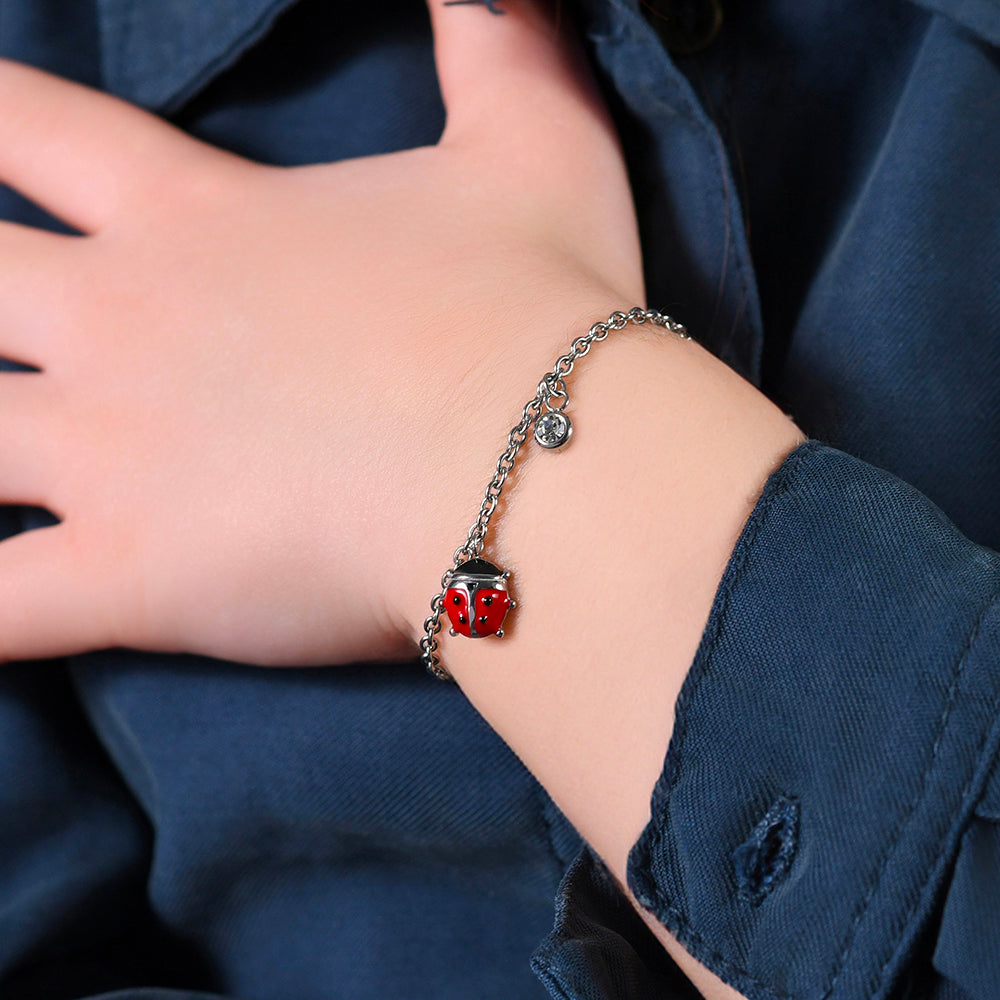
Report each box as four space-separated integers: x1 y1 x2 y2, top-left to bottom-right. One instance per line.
445 558 514 638
534 410 572 449
423 308 691 680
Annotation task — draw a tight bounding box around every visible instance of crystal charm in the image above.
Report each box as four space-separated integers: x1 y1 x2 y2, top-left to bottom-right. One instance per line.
534 410 572 449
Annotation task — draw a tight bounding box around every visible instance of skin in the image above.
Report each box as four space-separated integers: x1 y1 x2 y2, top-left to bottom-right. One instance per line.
0 2 803 997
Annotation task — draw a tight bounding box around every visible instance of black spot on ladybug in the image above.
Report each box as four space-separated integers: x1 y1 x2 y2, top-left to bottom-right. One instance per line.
483 596 493 606
478 616 488 625
459 615 467 624
452 595 461 605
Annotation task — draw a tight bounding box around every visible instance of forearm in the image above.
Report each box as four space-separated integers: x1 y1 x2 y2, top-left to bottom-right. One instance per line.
402 320 804 998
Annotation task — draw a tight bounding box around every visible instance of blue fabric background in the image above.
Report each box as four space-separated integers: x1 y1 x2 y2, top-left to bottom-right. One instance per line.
1 1 999 998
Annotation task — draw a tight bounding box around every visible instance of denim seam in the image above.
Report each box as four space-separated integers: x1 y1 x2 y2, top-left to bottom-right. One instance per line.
618 11 758 375
105 1 297 113
712 34 764 384
159 3 297 115
821 584 1000 999
627 441 819 1000
701 56 755 379
875 700 1000 997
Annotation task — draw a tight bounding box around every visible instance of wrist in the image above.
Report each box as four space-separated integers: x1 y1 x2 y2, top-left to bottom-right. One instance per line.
381 294 645 645
402 318 804 865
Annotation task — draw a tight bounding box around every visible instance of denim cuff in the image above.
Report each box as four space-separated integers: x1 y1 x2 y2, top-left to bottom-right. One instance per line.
535 441 1000 1000
628 440 1000 999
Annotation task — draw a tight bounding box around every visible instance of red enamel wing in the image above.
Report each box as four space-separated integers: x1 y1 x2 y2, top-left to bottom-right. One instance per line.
444 558 513 638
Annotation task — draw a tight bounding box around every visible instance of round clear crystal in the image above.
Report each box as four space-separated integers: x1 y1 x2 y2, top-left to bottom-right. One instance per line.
534 411 572 449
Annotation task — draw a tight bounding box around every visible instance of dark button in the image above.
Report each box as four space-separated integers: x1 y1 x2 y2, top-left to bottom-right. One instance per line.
643 0 723 56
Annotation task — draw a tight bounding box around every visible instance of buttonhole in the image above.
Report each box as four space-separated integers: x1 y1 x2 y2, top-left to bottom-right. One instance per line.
732 795 799 905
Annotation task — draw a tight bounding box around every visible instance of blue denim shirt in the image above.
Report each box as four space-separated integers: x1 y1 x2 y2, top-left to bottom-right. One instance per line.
1 2 998 999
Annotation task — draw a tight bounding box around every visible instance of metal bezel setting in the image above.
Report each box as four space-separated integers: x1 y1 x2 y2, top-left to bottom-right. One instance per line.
534 410 573 449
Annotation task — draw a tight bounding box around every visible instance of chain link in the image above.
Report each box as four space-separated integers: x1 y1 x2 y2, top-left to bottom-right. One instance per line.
420 307 689 680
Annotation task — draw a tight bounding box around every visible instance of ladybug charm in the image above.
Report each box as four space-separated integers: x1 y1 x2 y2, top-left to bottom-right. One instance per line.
444 558 514 638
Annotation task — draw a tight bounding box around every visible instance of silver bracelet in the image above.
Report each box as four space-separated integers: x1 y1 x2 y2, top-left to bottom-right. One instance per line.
420 307 690 681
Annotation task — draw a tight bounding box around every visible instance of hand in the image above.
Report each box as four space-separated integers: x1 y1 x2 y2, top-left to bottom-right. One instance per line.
0 0 644 665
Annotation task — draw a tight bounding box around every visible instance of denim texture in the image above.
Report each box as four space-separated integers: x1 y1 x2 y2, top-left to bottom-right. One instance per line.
625 442 1000 1000
1 1 999 999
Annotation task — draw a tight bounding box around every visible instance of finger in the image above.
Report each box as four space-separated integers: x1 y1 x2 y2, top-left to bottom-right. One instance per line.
0 221 80 365
0 524 118 661
0 374 63 506
426 0 599 139
0 59 214 232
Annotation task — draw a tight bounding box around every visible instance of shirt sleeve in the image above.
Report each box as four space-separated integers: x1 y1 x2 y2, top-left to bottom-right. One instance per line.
532 440 1000 1000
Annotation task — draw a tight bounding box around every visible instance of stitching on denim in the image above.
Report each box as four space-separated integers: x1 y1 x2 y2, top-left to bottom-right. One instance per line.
615 3 753 364
161 2 299 114
618 891 798 1000
665 31 757 374
107 1 299 113
594 0 760 377
668 46 757 370
710 116 755 375
818 584 1000 1000
628 442 818 1000
871 700 1000 998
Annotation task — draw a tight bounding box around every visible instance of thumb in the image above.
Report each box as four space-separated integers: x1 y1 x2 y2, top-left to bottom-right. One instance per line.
425 0 644 300
426 0 601 141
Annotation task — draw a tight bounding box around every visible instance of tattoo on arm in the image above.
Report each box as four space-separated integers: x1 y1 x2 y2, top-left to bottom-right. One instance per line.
442 0 507 13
